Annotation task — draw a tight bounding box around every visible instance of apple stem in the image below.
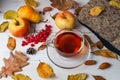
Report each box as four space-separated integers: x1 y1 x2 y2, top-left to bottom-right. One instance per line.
62 13 67 19
15 19 20 26
30 23 36 33
33 24 36 33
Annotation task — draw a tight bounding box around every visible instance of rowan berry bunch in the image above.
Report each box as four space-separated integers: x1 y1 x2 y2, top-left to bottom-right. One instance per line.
21 24 52 47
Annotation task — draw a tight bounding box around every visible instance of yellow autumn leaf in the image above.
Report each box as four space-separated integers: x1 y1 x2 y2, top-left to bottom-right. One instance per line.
109 0 120 9
89 5 104 17
11 74 31 80
0 21 9 32
68 73 87 80
37 62 54 78
24 0 39 7
4 10 17 19
92 49 118 59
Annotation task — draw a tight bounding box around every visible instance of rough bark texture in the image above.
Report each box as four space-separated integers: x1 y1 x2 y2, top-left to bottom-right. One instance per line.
78 0 120 51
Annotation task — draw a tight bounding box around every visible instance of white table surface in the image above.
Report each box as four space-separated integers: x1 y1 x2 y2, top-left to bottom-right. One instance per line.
0 0 120 80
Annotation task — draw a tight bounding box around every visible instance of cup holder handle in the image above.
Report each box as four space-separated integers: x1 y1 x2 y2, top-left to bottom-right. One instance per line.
46 34 55 48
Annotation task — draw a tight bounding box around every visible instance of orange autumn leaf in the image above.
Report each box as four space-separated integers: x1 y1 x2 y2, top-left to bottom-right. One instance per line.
37 62 54 78
7 37 16 50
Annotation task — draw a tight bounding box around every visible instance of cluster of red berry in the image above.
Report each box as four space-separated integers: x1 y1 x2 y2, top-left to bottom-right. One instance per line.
21 24 52 47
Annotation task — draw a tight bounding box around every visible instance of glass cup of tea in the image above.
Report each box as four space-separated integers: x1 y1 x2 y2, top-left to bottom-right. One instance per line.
53 29 84 57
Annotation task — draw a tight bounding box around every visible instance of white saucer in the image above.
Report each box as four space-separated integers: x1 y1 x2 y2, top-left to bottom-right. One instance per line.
46 39 91 69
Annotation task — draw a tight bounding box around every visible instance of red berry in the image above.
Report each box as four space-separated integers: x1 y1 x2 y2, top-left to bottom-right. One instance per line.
21 24 52 47
31 44 35 47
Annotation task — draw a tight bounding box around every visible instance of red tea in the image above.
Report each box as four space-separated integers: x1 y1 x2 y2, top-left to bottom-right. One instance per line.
54 32 82 54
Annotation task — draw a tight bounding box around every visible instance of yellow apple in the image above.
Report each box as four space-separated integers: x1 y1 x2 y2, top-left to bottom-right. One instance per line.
55 11 75 29
8 17 30 37
17 5 41 23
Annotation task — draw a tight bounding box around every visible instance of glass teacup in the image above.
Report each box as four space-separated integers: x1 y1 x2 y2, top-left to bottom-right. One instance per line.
53 29 84 57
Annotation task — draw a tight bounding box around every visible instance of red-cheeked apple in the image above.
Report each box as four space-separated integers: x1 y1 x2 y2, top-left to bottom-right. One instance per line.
55 11 75 29
8 17 30 37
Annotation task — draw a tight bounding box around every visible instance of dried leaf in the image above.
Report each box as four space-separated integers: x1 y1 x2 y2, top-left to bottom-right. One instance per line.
84 60 97 65
7 37 16 50
68 73 87 80
0 21 9 32
84 34 94 47
37 62 54 78
94 41 104 49
38 43 47 51
4 10 17 19
99 62 111 69
92 49 118 59
24 0 39 7
109 0 120 9
84 34 104 49
11 73 32 80
89 6 104 17
50 0 78 10
92 75 106 80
